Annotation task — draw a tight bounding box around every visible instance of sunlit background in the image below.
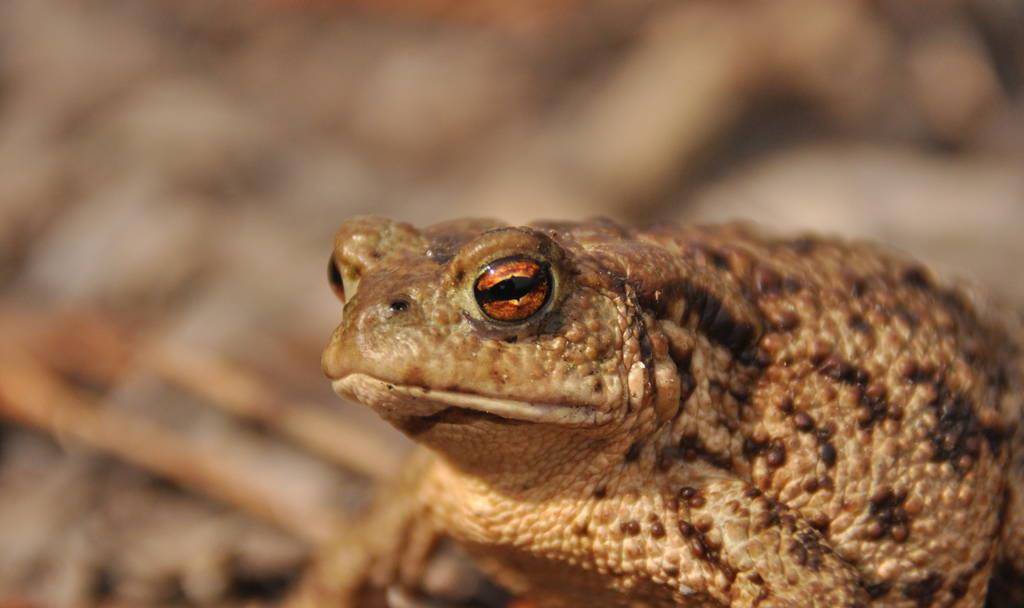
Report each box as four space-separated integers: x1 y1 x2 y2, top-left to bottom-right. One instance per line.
0 0 1022 604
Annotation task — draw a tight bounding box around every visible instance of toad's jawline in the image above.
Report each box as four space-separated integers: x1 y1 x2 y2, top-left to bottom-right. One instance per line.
332 373 607 426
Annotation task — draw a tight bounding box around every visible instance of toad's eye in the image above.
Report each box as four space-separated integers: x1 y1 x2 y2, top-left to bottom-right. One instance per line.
474 257 551 322
328 256 345 302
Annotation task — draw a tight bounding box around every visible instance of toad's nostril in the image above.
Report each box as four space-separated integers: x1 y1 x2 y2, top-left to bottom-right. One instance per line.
328 257 346 302
389 299 410 313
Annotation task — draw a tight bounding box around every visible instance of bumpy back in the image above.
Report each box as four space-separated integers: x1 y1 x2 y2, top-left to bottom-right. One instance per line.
628 221 1022 603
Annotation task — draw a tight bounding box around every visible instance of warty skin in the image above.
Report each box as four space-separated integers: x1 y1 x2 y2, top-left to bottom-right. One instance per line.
319 216 1024 608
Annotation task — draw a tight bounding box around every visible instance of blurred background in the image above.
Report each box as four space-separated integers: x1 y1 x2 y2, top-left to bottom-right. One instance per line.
0 0 1022 605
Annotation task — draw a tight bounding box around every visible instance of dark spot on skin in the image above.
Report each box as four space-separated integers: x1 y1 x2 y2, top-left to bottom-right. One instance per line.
927 381 991 471
794 412 814 432
679 435 700 461
950 573 970 599
739 346 773 369
867 488 911 543
782 277 802 293
754 503 781 530
572 522 589 536
729 385 751 405
678 372 696 404
743 436 767 459
678 486 706 509
901 266 932 289
789 541 808 566
793 529 828 571
677 434 732 470
789 236 816 254
850 278 869 297
624 441 642 463
650 520 666 538
707 250 730 269
620 520 641 536
656 447 674 471
722 322 757 355
683 284 759 357
809 342 832 366
857 383 890 429
898 360 920 382
778 397 794 415
802 478 819 493
751 506 779 531
848 313 871 334
686 525 722 564
691 536 712 560
863 581 891 599
721 564 737 584
766 440 786 468
744 487 762 498
864 383 887 404
752 266 782 296
664 565 679 577
593 486 607 499
901 361 935 384
749 573 764 585
810 514 830 533
990 365 1010 392
753 588 771 606
820 442 837 468
678 521 695 537
901 572 943 605
940 287 975 318
819 356 868 385
896 307 920 329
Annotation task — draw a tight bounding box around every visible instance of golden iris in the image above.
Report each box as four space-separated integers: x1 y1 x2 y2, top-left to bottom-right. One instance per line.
473 257 551 322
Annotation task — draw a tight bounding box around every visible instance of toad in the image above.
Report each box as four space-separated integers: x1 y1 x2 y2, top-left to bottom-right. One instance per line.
318 217 1023 607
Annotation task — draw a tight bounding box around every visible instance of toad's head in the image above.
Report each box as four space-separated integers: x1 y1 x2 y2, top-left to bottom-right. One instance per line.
322 217 677 475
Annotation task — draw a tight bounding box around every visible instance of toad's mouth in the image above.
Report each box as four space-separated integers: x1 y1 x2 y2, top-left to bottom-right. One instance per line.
332 373 604 426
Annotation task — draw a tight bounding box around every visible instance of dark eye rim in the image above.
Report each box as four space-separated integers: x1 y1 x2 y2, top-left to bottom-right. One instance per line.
472 256 553 323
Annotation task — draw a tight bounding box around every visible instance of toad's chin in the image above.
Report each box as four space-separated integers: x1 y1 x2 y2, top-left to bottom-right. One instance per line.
332 373 606 426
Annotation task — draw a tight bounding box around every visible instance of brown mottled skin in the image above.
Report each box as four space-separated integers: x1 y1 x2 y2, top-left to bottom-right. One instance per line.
318 217 1024 607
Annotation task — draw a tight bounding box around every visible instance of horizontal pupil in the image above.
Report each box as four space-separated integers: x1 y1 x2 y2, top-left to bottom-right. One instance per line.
477 275 539 304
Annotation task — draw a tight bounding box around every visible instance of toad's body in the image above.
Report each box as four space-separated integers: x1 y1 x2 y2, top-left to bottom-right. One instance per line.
320 217 1024 607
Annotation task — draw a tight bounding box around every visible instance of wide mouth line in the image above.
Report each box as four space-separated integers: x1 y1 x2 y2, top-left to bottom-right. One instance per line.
332 373 605 426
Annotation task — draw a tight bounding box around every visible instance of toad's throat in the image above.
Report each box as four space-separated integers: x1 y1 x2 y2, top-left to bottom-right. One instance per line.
332 373 605 425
